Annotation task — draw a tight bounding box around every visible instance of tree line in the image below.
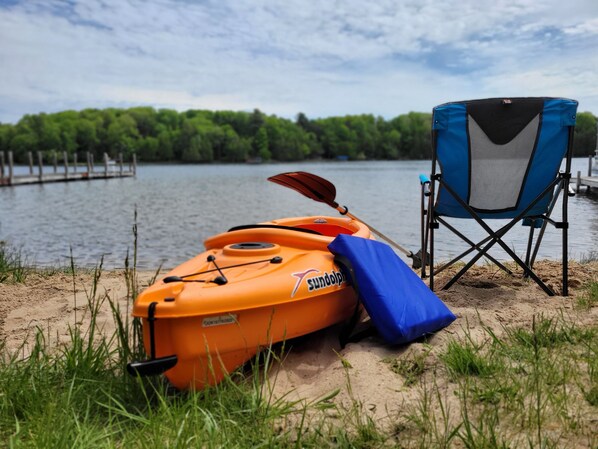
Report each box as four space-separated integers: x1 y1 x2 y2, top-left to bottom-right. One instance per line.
0 107 595 164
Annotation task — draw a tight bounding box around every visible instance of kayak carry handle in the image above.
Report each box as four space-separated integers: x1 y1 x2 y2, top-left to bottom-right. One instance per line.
127 301 178 377
127 355 178 377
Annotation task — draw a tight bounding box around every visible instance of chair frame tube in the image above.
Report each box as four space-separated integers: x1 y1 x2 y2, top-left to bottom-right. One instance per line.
421 105 575 296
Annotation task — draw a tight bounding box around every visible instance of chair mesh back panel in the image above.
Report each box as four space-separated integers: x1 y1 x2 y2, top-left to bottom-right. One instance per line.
468 114 539 210
432 98 578 219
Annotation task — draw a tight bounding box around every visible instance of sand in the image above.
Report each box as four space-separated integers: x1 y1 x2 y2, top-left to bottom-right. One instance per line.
1 260 597 441
0 269 157 355
267 261 598 411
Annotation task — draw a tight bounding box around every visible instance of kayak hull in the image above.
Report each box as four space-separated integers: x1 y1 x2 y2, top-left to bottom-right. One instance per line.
130 216 370 390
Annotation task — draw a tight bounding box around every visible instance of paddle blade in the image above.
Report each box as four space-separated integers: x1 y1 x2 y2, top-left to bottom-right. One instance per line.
268 171 339 208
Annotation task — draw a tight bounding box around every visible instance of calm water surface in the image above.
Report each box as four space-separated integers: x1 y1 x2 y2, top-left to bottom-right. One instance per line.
1 160 596 268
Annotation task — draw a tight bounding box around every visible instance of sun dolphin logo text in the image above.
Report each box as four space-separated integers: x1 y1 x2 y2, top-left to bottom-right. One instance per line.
306 270 346 292
290 268 346 298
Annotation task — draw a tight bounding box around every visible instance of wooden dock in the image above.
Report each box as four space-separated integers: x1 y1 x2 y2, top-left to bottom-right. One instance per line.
571 155 597 193
0 151 136 187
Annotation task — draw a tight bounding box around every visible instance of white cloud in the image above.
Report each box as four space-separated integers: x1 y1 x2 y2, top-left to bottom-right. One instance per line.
0 0 597 123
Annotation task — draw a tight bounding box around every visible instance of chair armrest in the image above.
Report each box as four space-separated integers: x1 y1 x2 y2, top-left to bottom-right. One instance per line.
419 174 431 196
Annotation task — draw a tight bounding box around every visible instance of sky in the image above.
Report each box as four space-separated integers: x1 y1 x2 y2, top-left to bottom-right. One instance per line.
0 0 597 124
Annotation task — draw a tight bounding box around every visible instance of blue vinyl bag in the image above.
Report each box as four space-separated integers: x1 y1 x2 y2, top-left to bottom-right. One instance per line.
328 234 456 345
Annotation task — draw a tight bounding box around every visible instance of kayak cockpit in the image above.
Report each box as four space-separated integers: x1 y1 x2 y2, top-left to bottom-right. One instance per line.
205 216 370 252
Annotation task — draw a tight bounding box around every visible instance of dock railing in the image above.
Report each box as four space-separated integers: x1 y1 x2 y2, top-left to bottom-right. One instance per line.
0 151 136 187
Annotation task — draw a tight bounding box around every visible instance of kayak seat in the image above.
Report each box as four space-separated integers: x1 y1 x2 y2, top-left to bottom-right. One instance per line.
294 223 354 237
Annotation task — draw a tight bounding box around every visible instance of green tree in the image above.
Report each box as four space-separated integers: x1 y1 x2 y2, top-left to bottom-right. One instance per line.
252 127 270 160
137 136 160 161
249 109 266 134
156 109 180 131
106 113 140 158
573 112 597 157
182 134 213 162
157 129 175 161
0 124 15 154
390 112 432 159
220 126 247 162
3 106 591 164
10 133 38 161
314 117 358 159
76 119 99 153
128 107 158 137
380 129 401 159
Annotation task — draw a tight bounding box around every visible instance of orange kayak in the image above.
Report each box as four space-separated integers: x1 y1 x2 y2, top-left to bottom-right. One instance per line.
127 216 371 390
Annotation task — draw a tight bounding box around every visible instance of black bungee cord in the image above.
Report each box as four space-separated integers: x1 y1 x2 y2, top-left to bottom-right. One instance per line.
163 255 283 285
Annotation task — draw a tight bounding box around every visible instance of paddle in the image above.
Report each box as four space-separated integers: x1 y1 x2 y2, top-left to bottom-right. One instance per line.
267 171 426 268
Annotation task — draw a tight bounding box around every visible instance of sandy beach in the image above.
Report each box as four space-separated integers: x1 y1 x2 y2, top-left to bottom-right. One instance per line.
1 260 597 444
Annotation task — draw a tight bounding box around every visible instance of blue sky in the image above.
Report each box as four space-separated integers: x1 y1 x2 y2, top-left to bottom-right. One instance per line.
0 0 597 123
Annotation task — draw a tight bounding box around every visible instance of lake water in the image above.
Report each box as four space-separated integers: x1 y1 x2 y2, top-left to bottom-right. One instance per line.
0 159 596 269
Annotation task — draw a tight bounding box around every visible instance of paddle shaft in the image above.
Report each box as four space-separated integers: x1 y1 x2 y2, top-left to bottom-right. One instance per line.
267 171 417 261
337 206 413 258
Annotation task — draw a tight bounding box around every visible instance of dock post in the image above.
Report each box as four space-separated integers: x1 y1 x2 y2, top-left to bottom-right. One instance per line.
8 151 14 185
0 152 4 180
91 153 94 172
63 151 68 179
133 153 137 176
37 151 43 182
73 153 77 173
53 151 57 173
104 152 109 175
576 171 582 192
86 152 91 174
28 152 33 175
590 155 593 177
119 152 123 175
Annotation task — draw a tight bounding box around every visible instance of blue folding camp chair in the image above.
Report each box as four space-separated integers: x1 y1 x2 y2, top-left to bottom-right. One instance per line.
420 97 578 296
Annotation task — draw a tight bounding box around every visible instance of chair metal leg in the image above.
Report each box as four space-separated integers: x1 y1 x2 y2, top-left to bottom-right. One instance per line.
523 223 536 277
562 178 569 296
429 213 435 291
435 217 513 275
493 236 555 296
443 227 555 296
442 241 490 290
420 182 427 278
439 178 560 296
529 183 562 268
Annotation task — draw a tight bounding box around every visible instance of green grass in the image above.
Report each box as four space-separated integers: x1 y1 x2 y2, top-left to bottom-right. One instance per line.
576 280 598 309
441 333 498 378
2 281 597 449
0 241 29 283
384 346 431 386
1 222 597 447
443 316 596 448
